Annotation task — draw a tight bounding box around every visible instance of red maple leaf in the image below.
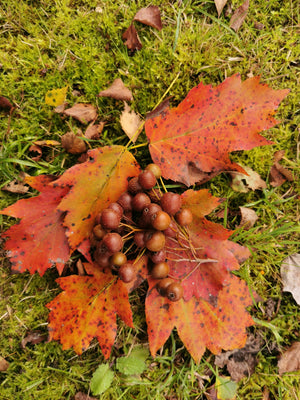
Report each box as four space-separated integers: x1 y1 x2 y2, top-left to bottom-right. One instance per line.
46 262 134 358
145 74 289 185
51 145 140 250
0 175 71 276
146 274 254 363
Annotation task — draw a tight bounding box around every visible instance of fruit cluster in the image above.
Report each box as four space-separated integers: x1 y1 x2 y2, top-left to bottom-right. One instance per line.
91 164 193 301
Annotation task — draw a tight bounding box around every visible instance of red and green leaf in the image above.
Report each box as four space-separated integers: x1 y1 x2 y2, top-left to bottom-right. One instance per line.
47 262 134 358
145 74 289 186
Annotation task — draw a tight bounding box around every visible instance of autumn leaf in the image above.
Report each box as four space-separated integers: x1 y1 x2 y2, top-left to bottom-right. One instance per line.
0 175 71 275
146 274 254 363
145 74 289 186
45 86 68 106
122 24 142 51
64 103 97 124
133 6 162 30
98 79 133 102
47 262 134 358
52 146 140 250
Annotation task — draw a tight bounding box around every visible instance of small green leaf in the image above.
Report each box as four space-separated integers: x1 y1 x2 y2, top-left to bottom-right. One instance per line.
90 363 114 396
215 376 238 400
116 347 149 375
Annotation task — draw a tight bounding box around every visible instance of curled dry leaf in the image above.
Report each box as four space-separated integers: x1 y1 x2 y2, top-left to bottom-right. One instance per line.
2 179 29 194
34 140 60 146
133 6 162 30
0 356 9 372
280 253 300 305
120 102 143 142
238 207 259 230
0 95 14 112
278 342 300 375
84 122 105 140
64 103 97 124
214 0 228 17
270 150 294 187
29 144 42 161
21 330 48 348
98 78 133 102
122 24 142 51
61 132 87 154
230 0 249 32
230 164 266 193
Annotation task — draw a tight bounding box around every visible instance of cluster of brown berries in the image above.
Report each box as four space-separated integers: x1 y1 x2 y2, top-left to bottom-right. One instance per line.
91 164 193 301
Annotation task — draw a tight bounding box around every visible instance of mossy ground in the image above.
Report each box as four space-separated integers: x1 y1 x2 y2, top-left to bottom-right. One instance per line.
0 0 299 399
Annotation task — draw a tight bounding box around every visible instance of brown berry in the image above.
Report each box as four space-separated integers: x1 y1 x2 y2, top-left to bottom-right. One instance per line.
100 209 121 230
102 232 123 253
150 249 166 263
132 192 151 212
110 252 127 268
166 282 183 302
93 224 107 240
108 202 123 218
145 163 162 179
142 203 162 226
151 262 170 279
151 210 171 231
117 192 132 211
163 220 178 238
128 176 143 194
175 208 193 226
146 231 165 252
156 277 174 296
118 263 136 283
160 192 182 215
138 170 156 190
134 231 146 248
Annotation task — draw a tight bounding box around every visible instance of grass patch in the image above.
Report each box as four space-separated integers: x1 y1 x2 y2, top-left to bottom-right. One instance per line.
1 0 299 399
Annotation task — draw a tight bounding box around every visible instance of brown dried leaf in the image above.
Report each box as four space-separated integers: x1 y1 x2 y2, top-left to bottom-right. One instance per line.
54 102 68 114
28 144 42 161
61 132 87 154
278 342 300 375
122 24 142 51
215 335 263 381
281 253 300 305
0 96 13 112
270 150 294 187
0 356 9 371
84 122 105 140
120 102 143 142
34 140 60 146
21 330 48 348
238 207 259 230
146 98 170 120
98 78 133 102
133 6 162 30
75 392 99 400
214 0 228 17
230 0 249 32
230 165 266 193
64 103 97 124
2 179 29 194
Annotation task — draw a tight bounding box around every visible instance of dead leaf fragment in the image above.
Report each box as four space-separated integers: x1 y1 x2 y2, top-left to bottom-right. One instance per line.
0 356 9 372
34 140 60 147
281 253 300 305
120 102 143 142
238 207 259 230
230 0 249 32
215 335 262 381
84 122 105 140
214 0 228 17
2 179 29 194
61 132 87 154
278 342 300 375
230 165 266 193
133 6 162 30
28 144 42 161
0 96 13 112
21 330 48 348
75 392 99 400
146 98 170 120
98 79 133 102
122 24 142 51
64 103 97 124
270 150 294 187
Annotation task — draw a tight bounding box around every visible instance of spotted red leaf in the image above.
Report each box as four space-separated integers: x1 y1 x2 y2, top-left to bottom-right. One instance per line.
145 74 289 186
52 145 140 250
47 262 134 358
0 175 71 276
146 274 254 363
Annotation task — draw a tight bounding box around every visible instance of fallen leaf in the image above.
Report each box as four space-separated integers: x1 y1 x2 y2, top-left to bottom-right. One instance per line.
64 103 97 124
122 24 142 51
54 102 68 113
0 96 14 111
61 131 87 154
28 144 42 161
215 334 262 381
278 342 300 375
120 102 143 142
238 207 259 230
47 263 134 358
280 253 300 305
214 0 228 17
145 74 289 186
84 122 105 140
0 356 9 371
146 98 170 120
75 392 99 400
34 140 60 146
0 175 71 276
45 86 68 107
21 330 48 348
90 364 114 395
215 376 238 400
98 78 133 102
270 150 294 187
133 6 162 30
2 179 29 194
230 164 267 193
230 0 249 32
